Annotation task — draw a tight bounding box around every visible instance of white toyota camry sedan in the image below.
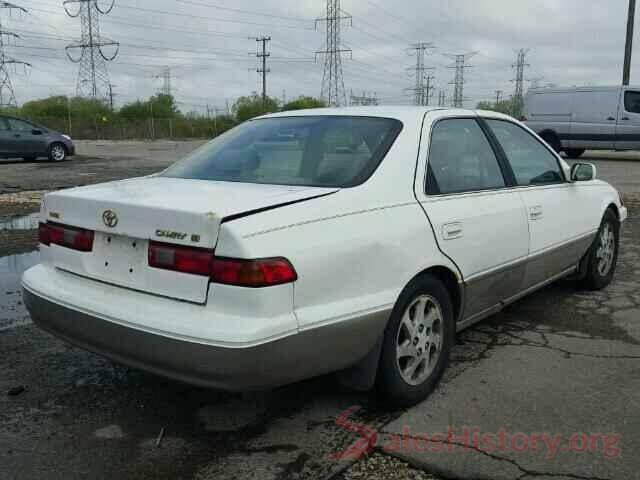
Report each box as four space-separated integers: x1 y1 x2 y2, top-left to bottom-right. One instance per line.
22 107 627 406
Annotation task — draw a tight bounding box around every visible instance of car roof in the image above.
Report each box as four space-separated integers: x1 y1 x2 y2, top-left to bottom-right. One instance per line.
258 106 487 124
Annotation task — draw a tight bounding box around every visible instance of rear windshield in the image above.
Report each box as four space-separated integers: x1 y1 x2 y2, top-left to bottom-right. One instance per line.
162 116 403 187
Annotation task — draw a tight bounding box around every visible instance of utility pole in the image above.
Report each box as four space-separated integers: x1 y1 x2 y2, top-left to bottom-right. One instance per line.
315 0 352 107
406 42 435 106
250 35 270 110
108 82 116 110
624 0 636 85
495 89 503 105
64 0 119 102
445 52 477 108
67 96 72 135
0 2 30 109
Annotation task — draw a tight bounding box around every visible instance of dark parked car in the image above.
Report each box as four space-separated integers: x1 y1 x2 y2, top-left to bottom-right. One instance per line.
0 115 75 162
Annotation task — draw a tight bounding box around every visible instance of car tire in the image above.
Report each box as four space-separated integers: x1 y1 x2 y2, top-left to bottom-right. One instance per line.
565 149 585 159
377 274 454 407
540 132 562 152
48 142 67 162
580 209 619 291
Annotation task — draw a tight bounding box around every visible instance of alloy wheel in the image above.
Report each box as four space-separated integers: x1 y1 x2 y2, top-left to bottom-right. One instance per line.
396 294 444 386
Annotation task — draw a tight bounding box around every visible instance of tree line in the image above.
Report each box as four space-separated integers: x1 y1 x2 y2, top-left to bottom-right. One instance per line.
1 92 326 140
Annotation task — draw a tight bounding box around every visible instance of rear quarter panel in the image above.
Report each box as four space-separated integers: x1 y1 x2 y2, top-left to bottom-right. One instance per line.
216 185 457 335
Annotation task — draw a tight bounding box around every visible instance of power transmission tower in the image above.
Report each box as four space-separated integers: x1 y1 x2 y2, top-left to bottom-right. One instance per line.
315 0 352 107
349 90 378 106
445 52 477 108
0 2 30 109
495 89 503 105
406 42 435 106
250 36 270 110
511 49 530 113
438 89 446 107
155 66 172 96
64 0 119 102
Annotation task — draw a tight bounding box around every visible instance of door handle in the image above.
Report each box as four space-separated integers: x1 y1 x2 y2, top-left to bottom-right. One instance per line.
529 205 543 220
621 117 630 121
607 116 616 121
13 134 20 137
442 222 463 240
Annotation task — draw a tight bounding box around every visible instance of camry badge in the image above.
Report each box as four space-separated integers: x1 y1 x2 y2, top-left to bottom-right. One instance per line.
102 210 118 228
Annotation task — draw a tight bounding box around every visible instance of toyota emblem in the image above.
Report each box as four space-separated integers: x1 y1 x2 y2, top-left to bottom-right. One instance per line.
102 210 118 228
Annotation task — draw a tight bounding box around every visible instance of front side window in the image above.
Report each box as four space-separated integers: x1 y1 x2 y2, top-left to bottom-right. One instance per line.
426 118 506 195
162 116 403 188
7 118 33 132
486 119 564 186
624 91 640 113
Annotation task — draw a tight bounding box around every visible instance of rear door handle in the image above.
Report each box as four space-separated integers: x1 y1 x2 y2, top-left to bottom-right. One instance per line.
621 117 630 121
442 222 463 240
529 205 543 220
13 134 20 138
607 116 616 121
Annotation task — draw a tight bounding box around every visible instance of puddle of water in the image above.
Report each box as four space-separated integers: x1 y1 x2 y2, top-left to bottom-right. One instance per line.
0 251 40 330
0 212 40 231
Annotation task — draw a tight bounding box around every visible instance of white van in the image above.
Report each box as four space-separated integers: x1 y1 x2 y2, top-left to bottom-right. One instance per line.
523 86 640 158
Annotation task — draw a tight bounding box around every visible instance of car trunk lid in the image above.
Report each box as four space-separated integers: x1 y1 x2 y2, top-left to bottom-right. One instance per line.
42 176 337 303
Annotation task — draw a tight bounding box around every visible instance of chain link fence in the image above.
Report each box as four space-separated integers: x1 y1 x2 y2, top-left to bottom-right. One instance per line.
23 115 235 141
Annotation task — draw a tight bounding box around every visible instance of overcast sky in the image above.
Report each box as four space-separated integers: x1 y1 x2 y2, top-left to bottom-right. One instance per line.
5 0 639 113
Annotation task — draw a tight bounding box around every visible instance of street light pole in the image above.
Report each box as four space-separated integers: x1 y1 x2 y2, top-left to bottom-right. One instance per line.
623 0 636 86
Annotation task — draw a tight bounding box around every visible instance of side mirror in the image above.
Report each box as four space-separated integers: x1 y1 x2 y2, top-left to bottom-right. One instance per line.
31 129 43 135
570 162 596 182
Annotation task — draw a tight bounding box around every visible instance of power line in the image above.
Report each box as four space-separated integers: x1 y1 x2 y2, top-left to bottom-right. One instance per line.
0 2 30 108
315 0 352 107
64 0 119 101
445 52 477 108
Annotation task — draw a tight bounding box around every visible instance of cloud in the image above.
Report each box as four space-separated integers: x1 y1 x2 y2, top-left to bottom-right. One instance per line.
7 0 639 110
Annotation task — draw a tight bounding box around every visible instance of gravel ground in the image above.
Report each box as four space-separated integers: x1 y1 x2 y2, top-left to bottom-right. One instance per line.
341 453 437 480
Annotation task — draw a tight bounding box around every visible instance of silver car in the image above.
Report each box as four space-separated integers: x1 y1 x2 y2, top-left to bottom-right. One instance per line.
0 115 75 162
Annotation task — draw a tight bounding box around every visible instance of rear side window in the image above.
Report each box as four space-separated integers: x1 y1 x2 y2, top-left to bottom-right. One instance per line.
486 120 564 186
7 118 33 131
163 116 403 188
426 118 506 195
624 91 640 113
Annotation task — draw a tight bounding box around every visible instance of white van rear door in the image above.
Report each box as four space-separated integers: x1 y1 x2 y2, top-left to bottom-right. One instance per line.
615 89 640 150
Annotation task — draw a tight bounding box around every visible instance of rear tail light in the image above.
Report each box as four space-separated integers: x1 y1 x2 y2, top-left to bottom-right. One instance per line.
211 257 297 287
149 241 213 276
148 241 297 287
39 222 94 252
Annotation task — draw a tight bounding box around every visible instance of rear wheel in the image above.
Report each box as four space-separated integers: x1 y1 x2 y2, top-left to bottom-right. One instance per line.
565 149 585 159
48 142 67 162
581 209 619 290
377 274 454 407
540 132 561 152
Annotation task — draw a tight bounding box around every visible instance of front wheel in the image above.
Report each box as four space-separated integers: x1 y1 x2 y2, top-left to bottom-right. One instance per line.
565 149 585 159
581 209 619 290
48 142 67 162
377 274 454 407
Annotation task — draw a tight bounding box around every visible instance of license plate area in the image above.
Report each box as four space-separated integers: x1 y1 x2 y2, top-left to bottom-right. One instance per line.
94 232 147 283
